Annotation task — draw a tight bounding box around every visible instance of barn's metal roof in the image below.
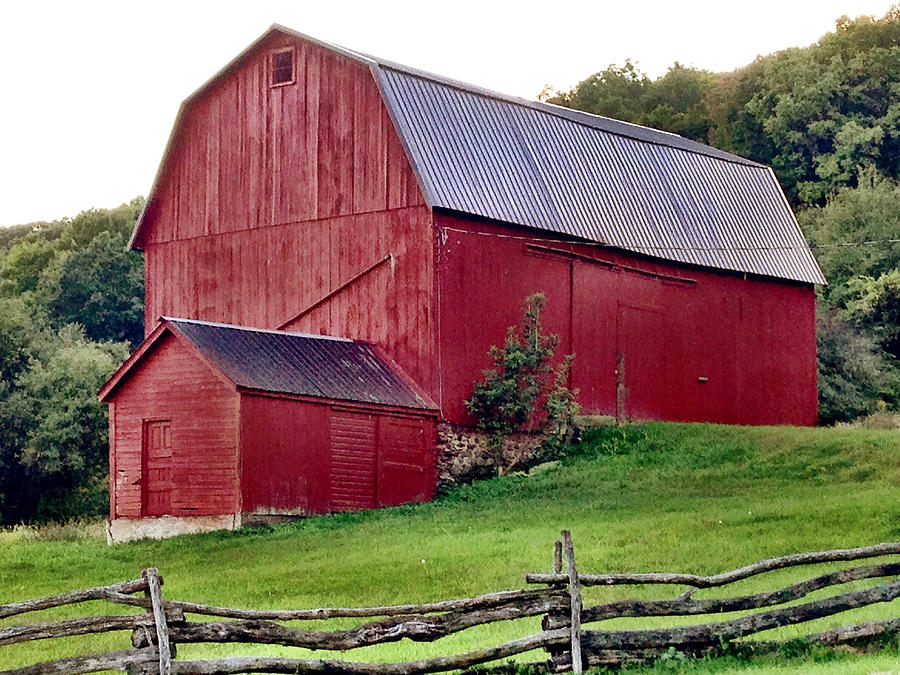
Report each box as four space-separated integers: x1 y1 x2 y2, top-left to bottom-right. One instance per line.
373 65 826 285
167 318 435 410
132 24 825 285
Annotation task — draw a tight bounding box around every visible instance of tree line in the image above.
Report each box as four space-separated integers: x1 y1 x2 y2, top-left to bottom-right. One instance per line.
544 6 900 424
0 199 144 524
1 9 898 525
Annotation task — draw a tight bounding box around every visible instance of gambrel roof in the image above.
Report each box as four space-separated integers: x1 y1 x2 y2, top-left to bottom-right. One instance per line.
133 25 826 285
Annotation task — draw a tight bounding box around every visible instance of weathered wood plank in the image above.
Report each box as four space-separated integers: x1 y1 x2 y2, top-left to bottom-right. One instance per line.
552 618 900 669
0 614 158 646
580 578 900 650
527 542 900 587
569 560 900 626
144 568 172 675
167 629 567 674
136 595 565 651
561 530 583 674
0 579 147 619
157 588 560 621
0 648 158 675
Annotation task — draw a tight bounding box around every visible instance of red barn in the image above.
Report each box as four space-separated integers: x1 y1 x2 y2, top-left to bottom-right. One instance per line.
101 25 825 540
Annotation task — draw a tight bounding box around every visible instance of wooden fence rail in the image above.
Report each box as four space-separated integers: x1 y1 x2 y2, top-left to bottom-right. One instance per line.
2 531 899 674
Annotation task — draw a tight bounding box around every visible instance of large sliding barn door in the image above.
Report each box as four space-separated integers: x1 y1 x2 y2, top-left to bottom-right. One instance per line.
141 420 173 516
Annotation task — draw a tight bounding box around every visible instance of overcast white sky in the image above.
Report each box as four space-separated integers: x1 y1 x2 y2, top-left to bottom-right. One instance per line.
0 0 896 227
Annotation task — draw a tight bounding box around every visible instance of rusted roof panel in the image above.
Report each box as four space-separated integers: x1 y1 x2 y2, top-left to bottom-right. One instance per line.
375 66 826 285
167 318 434 410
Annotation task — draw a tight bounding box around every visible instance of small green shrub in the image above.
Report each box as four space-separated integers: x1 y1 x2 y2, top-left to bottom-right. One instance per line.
465 293 579 466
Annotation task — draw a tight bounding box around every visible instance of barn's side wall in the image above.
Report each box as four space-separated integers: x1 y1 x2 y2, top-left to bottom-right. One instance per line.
107 335 241 518
137 33 436 398
435 212 818 426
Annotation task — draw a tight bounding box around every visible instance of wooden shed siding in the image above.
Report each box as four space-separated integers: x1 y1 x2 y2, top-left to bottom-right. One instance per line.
435 212 818 426
239 394 331 515
140 33 423 248
108 335 240 518
145 204 437 400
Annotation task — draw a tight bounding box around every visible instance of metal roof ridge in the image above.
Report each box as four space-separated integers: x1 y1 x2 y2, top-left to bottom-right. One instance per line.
162 317 354 342
371 62 764 168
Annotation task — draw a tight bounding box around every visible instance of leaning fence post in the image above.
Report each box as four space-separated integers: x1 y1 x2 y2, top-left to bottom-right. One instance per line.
561 530 583 674
142 568 172 675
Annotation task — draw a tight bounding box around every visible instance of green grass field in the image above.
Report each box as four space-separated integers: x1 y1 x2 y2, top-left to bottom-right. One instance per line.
1 422 899 673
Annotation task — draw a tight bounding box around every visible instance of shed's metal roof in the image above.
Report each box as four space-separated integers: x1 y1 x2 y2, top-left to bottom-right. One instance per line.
167 318 434 410
372 64 826 285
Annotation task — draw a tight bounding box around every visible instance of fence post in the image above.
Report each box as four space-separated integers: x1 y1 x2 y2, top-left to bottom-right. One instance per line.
142 568 172 675
561 530 583 674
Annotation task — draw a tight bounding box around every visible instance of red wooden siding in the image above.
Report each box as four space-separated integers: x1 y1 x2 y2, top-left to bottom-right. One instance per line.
144 205 436 398
327 409 435 511
239 394 331 515
138 34 423 245
330 410 378 511
239 396 435 515
377 416 435 507
435 212 818 426
138 32 436 399
107 335 240 518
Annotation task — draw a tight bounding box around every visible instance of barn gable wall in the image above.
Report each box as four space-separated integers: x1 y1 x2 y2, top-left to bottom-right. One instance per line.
435 212 818 426
107 334 240 518
139 32 424 244
138 33 436 398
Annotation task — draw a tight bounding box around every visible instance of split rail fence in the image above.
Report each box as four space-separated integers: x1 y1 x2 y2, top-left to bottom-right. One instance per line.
2 531 900 674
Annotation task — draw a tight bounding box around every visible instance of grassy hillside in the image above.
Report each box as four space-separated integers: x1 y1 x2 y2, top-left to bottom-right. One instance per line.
1 422 899 673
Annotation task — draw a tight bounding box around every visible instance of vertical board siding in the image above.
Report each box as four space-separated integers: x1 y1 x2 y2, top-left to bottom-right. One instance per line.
141 33 423 247
144 205 436 401
436 212 818 426
109 335 240 518
329 411 378 512
239 395 331 514
138 32 435 399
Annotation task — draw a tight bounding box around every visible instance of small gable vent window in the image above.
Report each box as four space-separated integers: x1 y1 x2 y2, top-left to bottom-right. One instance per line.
271 48 295 86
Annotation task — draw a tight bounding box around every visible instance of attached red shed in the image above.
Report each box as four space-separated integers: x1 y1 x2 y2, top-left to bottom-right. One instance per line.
99 319 437 542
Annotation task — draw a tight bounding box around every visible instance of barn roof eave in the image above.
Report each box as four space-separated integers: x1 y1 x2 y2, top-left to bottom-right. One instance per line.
97 321 169 401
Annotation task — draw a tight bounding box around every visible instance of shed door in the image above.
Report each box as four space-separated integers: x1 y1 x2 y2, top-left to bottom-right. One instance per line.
329 411 377 511
377 418 430 507
142 420 173 516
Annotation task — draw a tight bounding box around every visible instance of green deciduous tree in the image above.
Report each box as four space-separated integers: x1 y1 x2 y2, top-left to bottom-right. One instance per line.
816 307 900 424
43 230 145 347
0 325 128 524
845 269 900 359
798 170 900 305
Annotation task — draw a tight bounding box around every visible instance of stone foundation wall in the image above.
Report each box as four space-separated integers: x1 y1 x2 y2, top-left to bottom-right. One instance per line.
436 423 547 491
